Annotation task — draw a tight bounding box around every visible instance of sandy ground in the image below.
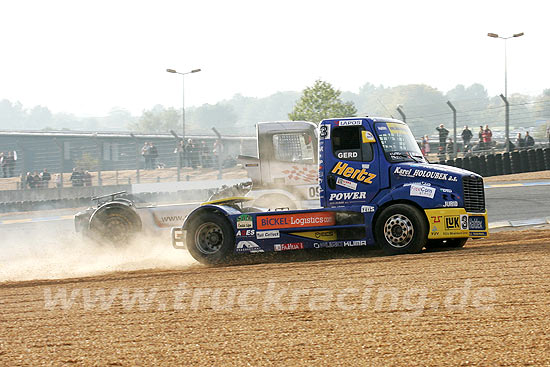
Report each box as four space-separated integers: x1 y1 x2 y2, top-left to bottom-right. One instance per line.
1 228 549 366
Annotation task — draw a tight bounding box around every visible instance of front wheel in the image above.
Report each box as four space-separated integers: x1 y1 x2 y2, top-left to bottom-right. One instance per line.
186 212 235 264
374 204 427 255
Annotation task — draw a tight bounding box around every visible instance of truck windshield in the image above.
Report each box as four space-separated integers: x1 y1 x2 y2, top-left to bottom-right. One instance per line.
374 122 425 163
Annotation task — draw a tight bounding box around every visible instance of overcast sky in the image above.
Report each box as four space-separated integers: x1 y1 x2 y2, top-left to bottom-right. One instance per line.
1 0 548 117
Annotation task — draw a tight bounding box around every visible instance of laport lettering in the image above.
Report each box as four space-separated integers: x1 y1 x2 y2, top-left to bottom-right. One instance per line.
331 162 376 184
257 212 336 230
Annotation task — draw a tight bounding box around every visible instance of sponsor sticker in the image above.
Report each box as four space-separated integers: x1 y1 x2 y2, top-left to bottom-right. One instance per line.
409 184 436 199
443 201 458 207
274 242 304 251
337 151 359 159
236 241 264 253
328 192 366 201
256 230 280 239
468 216 486 230
460 214 468 230
290 230 337 241
336 177 357 190
361 130 376 143
361 205 375 213
331 162 377 184
236 229 255 237
444 216 460 230
387 122 408 134
469 231 487 237
320 124 330 139
257 212 336 230
313 240 367 249
394 167 457 182
338 120 362 126
236 214 253 229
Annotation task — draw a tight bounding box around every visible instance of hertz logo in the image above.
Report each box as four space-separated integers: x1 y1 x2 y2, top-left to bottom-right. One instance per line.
331 162 376 184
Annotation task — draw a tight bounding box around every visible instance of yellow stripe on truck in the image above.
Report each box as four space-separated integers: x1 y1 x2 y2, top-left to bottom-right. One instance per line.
425 208 488 239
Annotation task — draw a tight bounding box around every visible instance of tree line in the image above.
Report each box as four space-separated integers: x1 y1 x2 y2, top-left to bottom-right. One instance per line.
1 81 550 139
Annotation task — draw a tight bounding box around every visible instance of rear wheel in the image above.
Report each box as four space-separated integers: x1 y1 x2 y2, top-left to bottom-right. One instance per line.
186 212 235 264
374 204 427 255
88 206 141 246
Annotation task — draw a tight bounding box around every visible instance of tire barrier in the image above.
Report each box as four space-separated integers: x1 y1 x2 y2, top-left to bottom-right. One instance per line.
502 152 512 175
445 159 455 167
494 153 503 176
478 155 488 177
454 157 463 169
469 156 480 175
535 148 545 171
510 151 521 174
527 149 537 172
544 148 550 170
519 150 529 173
486 154 496 177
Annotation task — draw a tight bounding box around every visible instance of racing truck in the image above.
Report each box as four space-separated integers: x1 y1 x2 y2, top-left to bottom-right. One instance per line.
172 116 488 264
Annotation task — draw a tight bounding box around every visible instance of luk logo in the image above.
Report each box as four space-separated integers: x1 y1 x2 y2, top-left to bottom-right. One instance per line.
444 216 460 230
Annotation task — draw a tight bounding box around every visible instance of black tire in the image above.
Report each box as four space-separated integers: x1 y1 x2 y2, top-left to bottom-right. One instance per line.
425 238 468 249
374 204 427 255
186 211 235 264
88 206 141 246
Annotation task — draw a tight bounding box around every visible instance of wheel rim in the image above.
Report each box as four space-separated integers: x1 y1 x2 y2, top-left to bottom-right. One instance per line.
194 222 224 254
383 214 414 248
102 213 133 243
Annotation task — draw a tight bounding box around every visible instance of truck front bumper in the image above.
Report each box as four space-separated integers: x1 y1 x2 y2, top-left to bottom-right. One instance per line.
425 208 488 239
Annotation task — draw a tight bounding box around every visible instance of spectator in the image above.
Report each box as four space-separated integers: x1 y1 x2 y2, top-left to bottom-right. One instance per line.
525 131 535 147
149 142 158 169
40 168 51 188
83 170 92 186
200 141 209 168
0 152 5 178
174 140 186 168
436 124 449 149
186 139 198 168
33 171 41 188
461 125 473 148
70 168 83 187
446 138 455 159
3 151 16 177
54 173 63 188
478 126 484 150
482 124 492 148
547 125 550 145
421 135 430 156
25 172 35 189
141 142 151 169
515 133 525 150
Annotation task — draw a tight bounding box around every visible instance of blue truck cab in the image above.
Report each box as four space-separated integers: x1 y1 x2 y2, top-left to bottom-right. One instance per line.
172 117 488 264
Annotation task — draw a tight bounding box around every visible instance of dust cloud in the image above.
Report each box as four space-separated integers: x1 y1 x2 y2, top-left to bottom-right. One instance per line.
0 222 196 282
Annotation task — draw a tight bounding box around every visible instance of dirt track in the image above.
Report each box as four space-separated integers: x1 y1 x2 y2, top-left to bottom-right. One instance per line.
1 229 550 366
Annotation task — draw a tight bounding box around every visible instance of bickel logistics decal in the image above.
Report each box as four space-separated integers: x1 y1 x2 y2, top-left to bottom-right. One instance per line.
257 212 336 230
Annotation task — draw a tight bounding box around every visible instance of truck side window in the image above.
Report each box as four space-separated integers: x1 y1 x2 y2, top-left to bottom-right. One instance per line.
273 133 315 163
332 126 373 162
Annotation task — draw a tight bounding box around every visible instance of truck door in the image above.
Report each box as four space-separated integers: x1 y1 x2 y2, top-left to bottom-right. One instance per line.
320 120 380 208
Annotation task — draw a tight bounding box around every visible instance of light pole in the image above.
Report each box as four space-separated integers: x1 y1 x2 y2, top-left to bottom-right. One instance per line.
166 68 201 139
487 32 524 151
